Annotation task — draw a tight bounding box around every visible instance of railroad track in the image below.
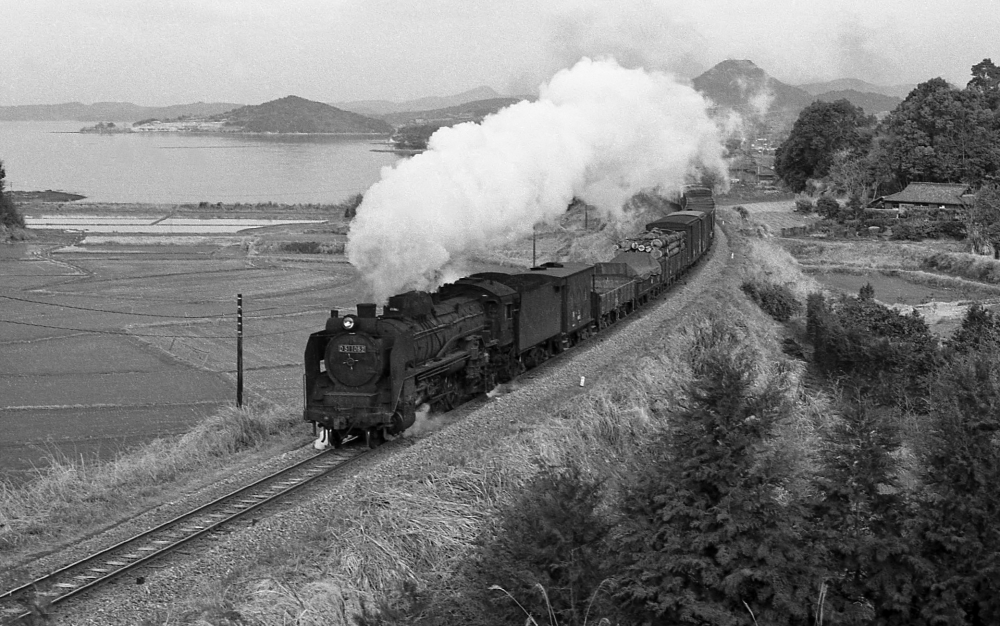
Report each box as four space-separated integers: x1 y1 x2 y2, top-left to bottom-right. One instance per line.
0 445 367 624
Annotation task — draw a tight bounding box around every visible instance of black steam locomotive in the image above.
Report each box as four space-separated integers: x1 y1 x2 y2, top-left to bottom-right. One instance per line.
303 188 716 448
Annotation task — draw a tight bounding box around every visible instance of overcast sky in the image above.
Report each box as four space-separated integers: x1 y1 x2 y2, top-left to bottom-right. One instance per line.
1 0 997 106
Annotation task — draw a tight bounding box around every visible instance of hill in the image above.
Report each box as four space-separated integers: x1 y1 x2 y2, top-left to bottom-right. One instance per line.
336 86 504 117
814 89 902 115
691 59 814 130
383 96 528 127
797 78 915 99
209 96 392 134
0 101 242 122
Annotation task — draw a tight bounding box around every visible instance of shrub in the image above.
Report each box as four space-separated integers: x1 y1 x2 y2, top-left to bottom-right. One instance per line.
741 279 802 322
280 241 321 254
464 463 617 625
805 291 939 408
337 193 364 219
794 196 814 214
945 302 1000 354
0 159 25 229
816 195 840 220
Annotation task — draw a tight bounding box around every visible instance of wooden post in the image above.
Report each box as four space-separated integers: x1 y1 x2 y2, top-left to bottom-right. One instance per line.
237 293 244 407
532 226 537 267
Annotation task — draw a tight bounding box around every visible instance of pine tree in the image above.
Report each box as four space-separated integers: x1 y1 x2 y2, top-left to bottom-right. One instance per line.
910 353 1000 625
467 463 616 626
616 331 821 625
812 400 916 624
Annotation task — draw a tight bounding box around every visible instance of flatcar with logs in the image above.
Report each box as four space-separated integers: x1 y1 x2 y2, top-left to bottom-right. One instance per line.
303 187 716 448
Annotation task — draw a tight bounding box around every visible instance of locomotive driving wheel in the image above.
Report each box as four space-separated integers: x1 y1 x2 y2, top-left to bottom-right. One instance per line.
440 376 460 410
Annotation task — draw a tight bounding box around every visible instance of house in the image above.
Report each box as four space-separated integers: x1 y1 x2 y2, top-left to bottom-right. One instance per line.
727 154 778 186
875 182 975 218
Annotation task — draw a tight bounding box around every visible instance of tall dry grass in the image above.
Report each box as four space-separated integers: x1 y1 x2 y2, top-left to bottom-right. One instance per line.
236 212 829 625
0 403 299 558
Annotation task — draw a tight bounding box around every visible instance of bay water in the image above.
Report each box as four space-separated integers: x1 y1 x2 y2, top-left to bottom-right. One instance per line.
0 121 401 205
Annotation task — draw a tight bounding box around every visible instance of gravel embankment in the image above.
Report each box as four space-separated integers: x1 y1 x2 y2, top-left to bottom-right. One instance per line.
49 227 733 626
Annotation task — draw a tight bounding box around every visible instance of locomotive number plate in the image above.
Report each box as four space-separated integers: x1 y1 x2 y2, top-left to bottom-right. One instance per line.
339 344 367 353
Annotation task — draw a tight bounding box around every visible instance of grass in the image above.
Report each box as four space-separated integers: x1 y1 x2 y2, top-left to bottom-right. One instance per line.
0 403 301 565
0 201 843 623
228 207 828 625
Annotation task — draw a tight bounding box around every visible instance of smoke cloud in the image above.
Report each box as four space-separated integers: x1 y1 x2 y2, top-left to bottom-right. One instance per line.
347 57 728 301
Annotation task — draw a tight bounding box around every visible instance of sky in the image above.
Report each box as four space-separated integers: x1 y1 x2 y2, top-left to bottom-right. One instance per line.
1 0 998 106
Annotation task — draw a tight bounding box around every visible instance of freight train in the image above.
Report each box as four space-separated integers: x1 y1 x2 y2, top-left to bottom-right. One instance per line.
304 188 716 448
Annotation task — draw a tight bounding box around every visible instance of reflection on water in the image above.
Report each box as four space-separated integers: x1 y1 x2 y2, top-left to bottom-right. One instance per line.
0 121 402 204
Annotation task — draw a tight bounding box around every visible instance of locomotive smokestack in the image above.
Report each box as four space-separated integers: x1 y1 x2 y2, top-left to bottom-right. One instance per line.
357 303 378 318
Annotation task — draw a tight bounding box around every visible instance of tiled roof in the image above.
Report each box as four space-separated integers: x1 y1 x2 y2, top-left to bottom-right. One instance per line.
882 182 971 205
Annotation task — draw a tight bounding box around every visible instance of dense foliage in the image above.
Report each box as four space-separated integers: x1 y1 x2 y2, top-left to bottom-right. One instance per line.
0 159 25 229
774 99 875 193
967 184 1000 258
878 77 1000 188
740 278 801 321
779 60 1000 213
391 123 449 150
806 290 939 407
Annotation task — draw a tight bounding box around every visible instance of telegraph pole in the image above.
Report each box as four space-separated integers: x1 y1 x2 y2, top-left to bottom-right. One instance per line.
236 293 244 407
532 226 537 267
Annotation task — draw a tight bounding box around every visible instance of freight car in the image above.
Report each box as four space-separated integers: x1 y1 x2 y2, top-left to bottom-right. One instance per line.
304 190 716 448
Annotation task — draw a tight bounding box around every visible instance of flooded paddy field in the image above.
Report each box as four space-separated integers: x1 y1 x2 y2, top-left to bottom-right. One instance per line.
805 267 1000 305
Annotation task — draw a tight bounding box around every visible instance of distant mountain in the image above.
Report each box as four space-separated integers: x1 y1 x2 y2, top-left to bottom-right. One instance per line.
814 89 902 115
383 97 528 126
691 59 814 129
797 78 915 99
0 101 242 122
336 86 504 117
208 96 392 134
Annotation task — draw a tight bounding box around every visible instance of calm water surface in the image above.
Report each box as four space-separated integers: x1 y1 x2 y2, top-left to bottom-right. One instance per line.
0 121 401 204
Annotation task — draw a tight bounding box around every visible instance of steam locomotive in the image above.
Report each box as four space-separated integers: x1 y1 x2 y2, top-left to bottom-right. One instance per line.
303 188 716 448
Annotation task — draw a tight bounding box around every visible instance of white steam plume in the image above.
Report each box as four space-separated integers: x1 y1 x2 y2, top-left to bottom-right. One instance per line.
347 57 728 301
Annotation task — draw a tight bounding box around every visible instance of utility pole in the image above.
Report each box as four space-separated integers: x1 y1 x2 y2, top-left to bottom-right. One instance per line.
236 293 244 408
532 226 537 267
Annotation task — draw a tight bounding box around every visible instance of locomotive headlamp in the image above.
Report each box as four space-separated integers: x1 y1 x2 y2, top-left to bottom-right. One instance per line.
342 316 356 330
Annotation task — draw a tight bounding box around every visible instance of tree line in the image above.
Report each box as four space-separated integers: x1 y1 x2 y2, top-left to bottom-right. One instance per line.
775 59 1000 200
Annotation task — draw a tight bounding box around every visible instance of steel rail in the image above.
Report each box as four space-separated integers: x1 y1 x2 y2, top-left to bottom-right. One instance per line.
1 445 367 624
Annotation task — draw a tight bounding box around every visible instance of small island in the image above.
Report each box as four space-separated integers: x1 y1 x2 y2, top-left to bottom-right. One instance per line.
129 95 393 135
79 121 131 134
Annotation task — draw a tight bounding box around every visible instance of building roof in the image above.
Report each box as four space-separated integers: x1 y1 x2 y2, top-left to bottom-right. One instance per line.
881 182 972 206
